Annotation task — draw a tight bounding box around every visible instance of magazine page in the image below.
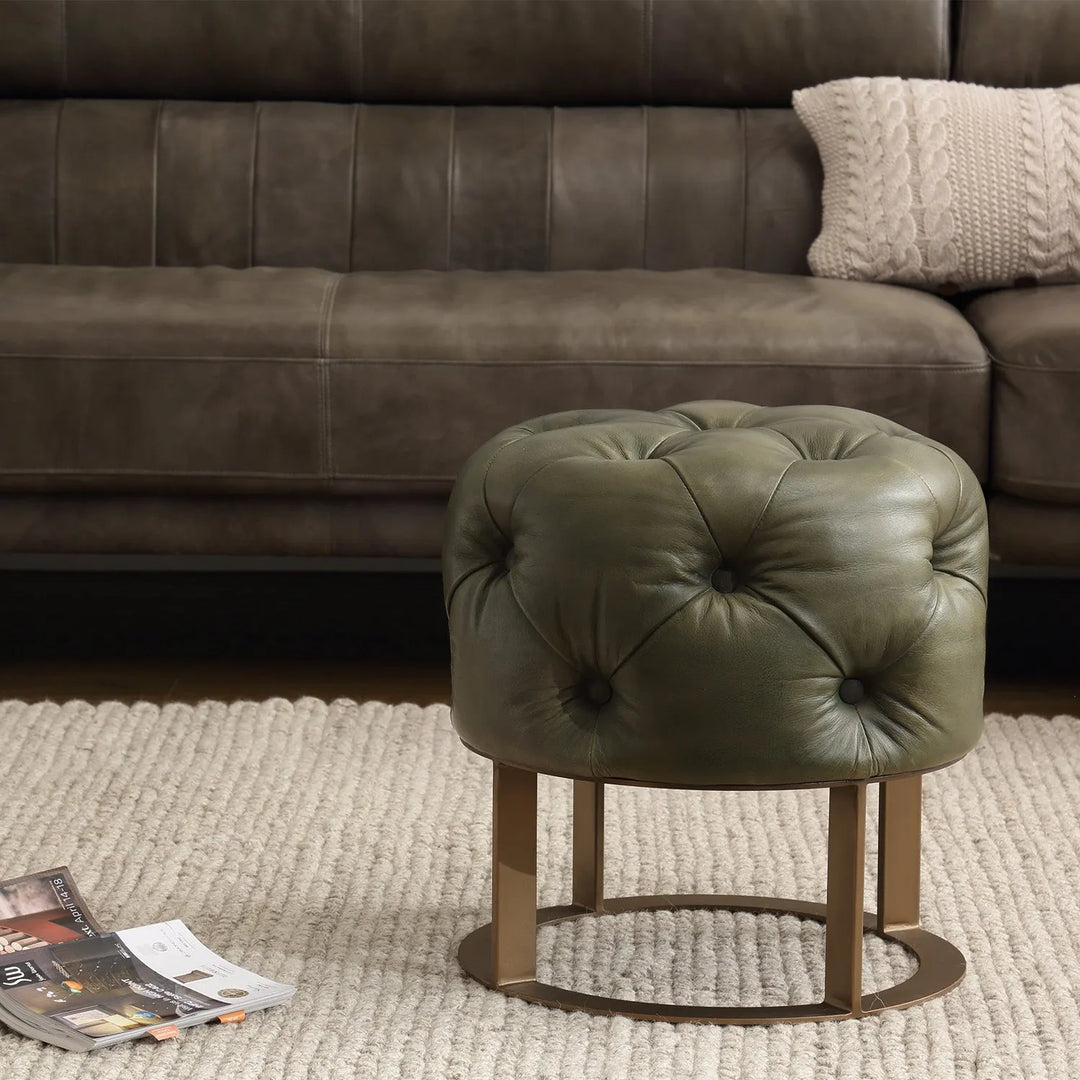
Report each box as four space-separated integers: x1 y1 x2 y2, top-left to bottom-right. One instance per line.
0 929 226 1046
0 867 103 956
0 920 294 1049
115 921 294 1010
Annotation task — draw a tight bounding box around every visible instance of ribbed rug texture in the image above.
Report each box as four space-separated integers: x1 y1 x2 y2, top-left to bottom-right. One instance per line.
0 700 1077 1079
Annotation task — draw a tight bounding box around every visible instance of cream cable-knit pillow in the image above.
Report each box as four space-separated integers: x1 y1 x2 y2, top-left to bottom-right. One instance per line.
793 77 1080 289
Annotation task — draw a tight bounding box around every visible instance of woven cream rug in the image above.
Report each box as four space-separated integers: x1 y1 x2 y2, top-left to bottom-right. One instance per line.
0 700 1077 1079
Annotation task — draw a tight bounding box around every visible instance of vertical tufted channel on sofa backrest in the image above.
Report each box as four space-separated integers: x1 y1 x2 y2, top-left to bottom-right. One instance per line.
0 0 950 274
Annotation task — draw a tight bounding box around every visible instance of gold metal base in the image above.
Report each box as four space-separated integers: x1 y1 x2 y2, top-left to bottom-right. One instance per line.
456 767 966 1024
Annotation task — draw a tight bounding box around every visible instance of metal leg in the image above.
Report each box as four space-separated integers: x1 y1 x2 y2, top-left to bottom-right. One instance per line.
572 780 605 912
824 783 867 1014
458 768 965 1024
878 775 922 933
492 763 537 986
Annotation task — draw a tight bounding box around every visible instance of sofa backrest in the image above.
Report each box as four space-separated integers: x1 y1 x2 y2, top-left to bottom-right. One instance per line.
0 0 950 104
0 0 962 274
954 0 1080 88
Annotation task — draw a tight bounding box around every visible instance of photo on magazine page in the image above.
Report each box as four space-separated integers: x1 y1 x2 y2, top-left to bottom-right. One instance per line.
0 868 102 955
1 932 222 1041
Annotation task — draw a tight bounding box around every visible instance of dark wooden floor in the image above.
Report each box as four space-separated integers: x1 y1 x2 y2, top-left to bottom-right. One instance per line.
0 569 1077 716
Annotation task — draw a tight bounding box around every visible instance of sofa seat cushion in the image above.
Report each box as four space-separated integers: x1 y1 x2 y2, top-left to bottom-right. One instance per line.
0 264 988 495
966 285 1080 504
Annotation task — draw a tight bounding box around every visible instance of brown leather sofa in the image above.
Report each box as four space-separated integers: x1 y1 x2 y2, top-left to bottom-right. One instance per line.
0 0 1077 569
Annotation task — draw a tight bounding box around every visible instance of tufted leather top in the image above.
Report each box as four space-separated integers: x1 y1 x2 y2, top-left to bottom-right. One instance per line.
444 402 988 787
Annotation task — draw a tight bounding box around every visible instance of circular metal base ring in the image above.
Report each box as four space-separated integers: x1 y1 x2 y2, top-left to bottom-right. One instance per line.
458 894 966 1025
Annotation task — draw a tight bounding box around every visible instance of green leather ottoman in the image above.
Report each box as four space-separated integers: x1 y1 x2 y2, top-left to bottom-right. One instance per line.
443 401 989 1024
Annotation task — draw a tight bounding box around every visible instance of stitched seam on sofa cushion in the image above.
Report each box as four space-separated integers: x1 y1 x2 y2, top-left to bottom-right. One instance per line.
52 100 64 263
988 357 1080 373
347 105 362 271
324 358 990 371
0 355 990 371
318 274 344 478
996 473 1080 488
249 102 261 267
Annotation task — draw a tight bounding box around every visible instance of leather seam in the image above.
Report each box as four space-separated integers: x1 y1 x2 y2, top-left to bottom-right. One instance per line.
739 458 797 558
506 573 576 671
478 433 536 546
878 581 946 675
996 472 1080 489
0 354 990 372
446 107 456 269
933 564 987 605
318 275 343 479
641 106 649 267
646 430 696 458
924 442 965 536
52 100 64 264
609 586 712 682
443 558 501 616
657 409 703 430
979 342 1080 374
249 102 261 267
767 429 807 458
347 105 362 271
661 456 723 560
841 430 882 457
741 583 845 673
890 455 945 531
989 357 1080 374
545 109 554 271
739 109 748 268
151 100 163 267
319 358 990 371
851 701 878 779
505 457 565 537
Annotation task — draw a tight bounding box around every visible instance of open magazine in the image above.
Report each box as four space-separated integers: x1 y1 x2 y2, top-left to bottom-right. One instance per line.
0 868 294 1051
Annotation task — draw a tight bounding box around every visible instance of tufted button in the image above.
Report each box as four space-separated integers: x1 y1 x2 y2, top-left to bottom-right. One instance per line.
583 679 613 707
839 678 865 705
711 567 736 593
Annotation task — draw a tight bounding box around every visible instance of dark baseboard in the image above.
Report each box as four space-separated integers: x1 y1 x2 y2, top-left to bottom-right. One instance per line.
0 570 451 662
0 570 1075 677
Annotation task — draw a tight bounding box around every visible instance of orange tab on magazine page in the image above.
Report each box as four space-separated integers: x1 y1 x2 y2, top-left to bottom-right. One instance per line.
218 1011 245 1024
149 1024 179 1041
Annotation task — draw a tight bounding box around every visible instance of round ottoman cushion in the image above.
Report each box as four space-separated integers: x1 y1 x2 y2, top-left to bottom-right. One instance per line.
443 402 988 787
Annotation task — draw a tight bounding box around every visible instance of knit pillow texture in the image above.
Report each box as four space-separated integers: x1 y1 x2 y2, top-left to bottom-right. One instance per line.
793 77 1080 289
